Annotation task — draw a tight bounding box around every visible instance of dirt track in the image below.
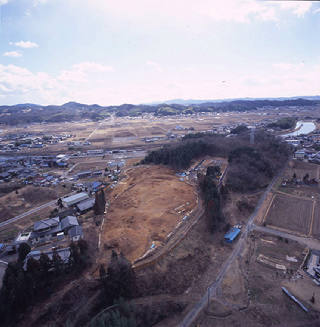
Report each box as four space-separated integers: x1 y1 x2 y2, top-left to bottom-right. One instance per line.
100 165 197 262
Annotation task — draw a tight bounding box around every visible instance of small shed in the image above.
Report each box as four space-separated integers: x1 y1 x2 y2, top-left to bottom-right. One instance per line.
224 227 241 243
68 226 83 241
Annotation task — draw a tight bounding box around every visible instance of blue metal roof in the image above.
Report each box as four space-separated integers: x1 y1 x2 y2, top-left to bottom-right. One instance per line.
92 181 102 189
224 227 241 242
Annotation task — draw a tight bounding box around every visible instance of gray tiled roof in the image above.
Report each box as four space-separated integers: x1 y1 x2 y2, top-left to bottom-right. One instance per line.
76 198 95 212
61 216 79 230
68 225 83 238
33 217 60 231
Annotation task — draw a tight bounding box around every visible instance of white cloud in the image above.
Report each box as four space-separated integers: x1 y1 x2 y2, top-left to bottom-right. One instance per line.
313 8 320 14
72 62 114 73
0 0 9 6
0 62 115 105
146 61 163 73
85 0 314 24
3 51 22 58
10 41 39 48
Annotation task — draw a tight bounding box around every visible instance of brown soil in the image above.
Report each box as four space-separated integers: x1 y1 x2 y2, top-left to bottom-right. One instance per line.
100 165 197 262
265 193 313 235
0 185 65 222
196 232 318 327
312 203 320 238
114 130 136 137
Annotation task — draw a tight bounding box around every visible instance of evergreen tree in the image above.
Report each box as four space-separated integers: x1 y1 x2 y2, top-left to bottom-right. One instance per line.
17 242 31 262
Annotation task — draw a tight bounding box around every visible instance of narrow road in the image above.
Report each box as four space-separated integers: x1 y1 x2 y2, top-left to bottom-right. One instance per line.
179 167 284 327
252 224 320 251
0 191 76 229
0 200 57 229
84 120 103 142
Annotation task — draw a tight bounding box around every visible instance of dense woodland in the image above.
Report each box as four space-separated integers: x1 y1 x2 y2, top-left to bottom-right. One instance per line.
267 117 297 130
142 131 290 182
0 98 317 125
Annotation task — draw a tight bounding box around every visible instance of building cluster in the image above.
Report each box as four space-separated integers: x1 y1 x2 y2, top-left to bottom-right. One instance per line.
305 250 320 286
286 132 320 164
15 214 83 246
0 154 69 185
0 191 96 263
0 133 73 152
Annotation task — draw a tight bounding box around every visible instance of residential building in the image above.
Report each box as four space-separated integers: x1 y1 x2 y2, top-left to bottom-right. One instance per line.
62 192 89 207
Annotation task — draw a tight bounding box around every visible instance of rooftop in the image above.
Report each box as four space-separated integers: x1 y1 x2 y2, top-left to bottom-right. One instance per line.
76 198 95 212
34 217 60 232
63 192 89 204
68 225 83 238
224 227 241 241
61 216 79 230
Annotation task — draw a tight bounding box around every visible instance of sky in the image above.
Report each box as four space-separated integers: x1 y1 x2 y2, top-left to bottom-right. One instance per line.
0 0 319 105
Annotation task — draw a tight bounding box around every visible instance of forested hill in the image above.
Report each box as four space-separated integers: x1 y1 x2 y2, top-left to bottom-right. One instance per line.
141 131 290 192
0 98 318 125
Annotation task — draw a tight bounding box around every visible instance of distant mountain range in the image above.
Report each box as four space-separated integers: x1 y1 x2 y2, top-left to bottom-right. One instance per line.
145 95 320 105
0 96 319 126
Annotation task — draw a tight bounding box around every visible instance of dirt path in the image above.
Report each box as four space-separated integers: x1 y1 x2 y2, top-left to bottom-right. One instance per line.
252 224 320 251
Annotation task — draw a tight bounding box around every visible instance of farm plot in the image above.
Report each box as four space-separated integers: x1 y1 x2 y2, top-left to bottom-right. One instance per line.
265 193 313 235
312 202 320 239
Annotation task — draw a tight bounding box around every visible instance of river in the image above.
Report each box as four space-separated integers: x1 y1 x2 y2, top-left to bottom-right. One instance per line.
282 121 316 137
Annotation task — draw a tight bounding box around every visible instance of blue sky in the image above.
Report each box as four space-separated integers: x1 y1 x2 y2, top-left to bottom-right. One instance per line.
0 0 319 105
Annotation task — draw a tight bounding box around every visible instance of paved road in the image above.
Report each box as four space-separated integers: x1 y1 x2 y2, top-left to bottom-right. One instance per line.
252 224 320 251
179 168 283 327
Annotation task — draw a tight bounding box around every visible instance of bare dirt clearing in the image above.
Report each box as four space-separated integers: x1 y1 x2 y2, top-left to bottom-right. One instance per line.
265 193 313 235
100 165 197 262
